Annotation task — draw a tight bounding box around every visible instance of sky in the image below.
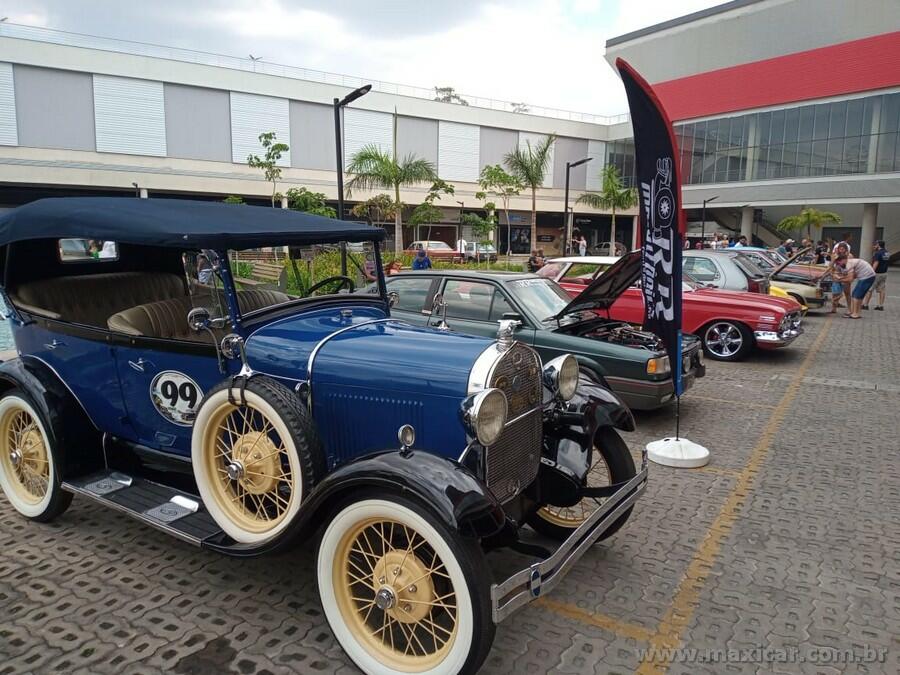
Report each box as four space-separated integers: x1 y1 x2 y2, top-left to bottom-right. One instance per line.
2 0 724 115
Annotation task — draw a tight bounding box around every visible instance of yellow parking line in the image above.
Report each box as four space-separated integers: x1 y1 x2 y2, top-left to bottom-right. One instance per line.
634 317 833 674
536 597 655 643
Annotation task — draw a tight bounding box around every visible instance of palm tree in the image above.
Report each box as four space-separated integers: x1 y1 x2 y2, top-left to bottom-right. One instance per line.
346 145 437 253
577 166 638 251
776 206 842 240
504 134 556 250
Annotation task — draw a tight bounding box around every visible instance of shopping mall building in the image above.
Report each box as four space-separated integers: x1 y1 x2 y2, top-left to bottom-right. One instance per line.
0 0 897 257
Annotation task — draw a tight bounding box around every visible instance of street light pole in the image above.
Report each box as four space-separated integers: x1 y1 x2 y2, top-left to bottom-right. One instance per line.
700 195 719 247
562 157 592 256
334 84 372 275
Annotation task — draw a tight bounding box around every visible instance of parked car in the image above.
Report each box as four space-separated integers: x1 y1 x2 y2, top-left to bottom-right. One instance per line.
405 240 461 262
463 242 498 262
536 256 620 286
0 198 647 675
549 253 804 361
737 247 830 307
682 249 771 295
770 283 808 314
376 265 705 410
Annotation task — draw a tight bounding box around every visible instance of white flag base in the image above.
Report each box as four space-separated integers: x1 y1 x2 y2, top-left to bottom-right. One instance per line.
646 437 710 468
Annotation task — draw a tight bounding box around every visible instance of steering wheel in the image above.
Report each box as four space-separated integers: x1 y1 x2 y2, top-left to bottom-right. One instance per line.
307 275 356 296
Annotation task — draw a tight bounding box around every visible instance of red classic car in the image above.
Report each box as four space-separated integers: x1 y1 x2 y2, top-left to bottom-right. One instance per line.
546 253 804 361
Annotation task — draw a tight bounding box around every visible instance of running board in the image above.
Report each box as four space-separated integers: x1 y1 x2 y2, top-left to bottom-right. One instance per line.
62 471 224 547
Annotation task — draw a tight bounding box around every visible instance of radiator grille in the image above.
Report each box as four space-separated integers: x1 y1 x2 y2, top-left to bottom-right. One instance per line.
485 343 542 502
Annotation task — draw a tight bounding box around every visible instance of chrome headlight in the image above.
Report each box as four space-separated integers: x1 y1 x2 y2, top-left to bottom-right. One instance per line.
463 388 508 446
543 354 579 401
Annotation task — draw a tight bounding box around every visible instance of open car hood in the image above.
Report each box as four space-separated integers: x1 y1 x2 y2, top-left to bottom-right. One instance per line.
772 246 812 276
555 250 642 317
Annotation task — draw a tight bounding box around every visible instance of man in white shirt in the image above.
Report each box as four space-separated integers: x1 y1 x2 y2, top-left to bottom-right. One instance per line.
834 254 876 318
457 237 467 255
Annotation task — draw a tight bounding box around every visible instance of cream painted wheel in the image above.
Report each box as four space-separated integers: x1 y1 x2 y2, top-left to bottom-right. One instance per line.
0 393 60 519
192 386 305 544
318 498 492 675
528 427 636 542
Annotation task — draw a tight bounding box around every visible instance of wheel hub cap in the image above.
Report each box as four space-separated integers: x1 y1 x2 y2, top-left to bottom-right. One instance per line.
372 550 436 623
230 431 280 494
374 587 396 611
226 461 244 481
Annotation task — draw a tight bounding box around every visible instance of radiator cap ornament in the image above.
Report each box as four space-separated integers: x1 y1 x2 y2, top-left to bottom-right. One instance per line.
496 319 520 352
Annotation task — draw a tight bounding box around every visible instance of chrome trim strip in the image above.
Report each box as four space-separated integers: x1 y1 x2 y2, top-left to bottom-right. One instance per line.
305 318 397 410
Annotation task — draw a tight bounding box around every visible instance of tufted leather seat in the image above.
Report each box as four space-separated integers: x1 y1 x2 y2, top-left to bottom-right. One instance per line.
11 272 186 327
107 289 292 341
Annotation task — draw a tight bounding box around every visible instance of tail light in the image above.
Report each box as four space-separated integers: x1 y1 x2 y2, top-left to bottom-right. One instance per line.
747 277 764 293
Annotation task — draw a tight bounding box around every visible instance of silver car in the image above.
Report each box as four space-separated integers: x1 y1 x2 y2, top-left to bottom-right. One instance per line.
682 250 771 295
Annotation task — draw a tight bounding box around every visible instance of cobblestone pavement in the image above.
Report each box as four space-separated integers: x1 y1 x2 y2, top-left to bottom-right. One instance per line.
1 294 898 674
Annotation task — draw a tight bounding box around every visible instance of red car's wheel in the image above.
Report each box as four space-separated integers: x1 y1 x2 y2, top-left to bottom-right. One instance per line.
701 321 752 361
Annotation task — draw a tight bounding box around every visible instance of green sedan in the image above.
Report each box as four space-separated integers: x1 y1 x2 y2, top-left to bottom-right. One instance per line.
378 268 706 410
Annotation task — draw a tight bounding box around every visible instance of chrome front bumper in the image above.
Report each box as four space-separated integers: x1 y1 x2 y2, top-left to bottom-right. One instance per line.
490 447 649 623
754 327 803 346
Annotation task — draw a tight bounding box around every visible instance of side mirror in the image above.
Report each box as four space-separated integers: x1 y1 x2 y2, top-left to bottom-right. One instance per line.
187 307 211 332
387 291 400 308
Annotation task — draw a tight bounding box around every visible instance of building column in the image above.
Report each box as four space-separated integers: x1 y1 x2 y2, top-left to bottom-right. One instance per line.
280 195 289 209
139 188 148 199
860 203 878 259
867 97 882 174
740 206 754 241
632 215 640 249
744 116 758 181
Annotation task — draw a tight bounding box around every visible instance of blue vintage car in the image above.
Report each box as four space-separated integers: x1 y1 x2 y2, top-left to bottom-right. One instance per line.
0 197 647 675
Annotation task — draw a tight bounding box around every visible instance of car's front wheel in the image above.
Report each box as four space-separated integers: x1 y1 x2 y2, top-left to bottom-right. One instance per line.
0 390 72 521
192 377 322 545
318 495 494 675
528 426 636 541
701 320 752 361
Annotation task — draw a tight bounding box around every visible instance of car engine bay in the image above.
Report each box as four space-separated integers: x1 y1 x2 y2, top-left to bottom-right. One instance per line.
562 319 665 351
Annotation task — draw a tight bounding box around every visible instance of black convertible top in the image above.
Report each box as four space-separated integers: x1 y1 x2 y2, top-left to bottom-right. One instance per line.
0 197 384 248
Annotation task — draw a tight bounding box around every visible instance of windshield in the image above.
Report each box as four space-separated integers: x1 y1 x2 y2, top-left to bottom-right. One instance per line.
536 262 566 279
507 278 572 320
742 251 777 272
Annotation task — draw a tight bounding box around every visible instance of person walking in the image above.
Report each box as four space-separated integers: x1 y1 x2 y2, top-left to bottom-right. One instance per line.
863 240 889 310
834 253 876 319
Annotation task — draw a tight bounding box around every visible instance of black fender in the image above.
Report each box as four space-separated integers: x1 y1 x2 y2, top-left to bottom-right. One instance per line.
203 449 509 557
0 356 104 478
537 369 635 505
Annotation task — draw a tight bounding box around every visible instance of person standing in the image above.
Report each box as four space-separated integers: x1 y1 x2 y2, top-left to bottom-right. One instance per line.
863 240 889 310
834 254 876 319
828 242 853 311
412 249 432 270
578 235 588 257
734 235 748 248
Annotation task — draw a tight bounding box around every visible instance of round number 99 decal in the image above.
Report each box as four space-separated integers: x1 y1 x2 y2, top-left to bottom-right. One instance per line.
150 371 203 426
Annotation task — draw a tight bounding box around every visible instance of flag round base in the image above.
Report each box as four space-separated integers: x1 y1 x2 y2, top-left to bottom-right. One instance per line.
646 437 710 468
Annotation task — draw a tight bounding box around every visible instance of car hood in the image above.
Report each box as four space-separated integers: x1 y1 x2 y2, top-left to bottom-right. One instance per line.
688 286 800 313
555 250 642 316
772 246 813 276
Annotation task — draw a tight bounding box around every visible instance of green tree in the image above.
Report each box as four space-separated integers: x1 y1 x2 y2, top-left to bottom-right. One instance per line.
346 145 438 253
223 195 245 204
577 165 638 250
409 179 455 241
504 134 556 251
776 206 842 240
350 194 398 226
461 205 496 266
285 187 337 218
476 164 522 263
247 132 289 207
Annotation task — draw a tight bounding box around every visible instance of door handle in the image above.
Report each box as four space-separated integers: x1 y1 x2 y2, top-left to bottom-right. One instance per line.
128 358 154 373
43 339 65 350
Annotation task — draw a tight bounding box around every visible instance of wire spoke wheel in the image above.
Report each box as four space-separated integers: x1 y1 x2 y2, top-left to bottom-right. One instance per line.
0 405 49 505
704 322 744 358
536 454 612 528
333 516 460 670
202 400 295 534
